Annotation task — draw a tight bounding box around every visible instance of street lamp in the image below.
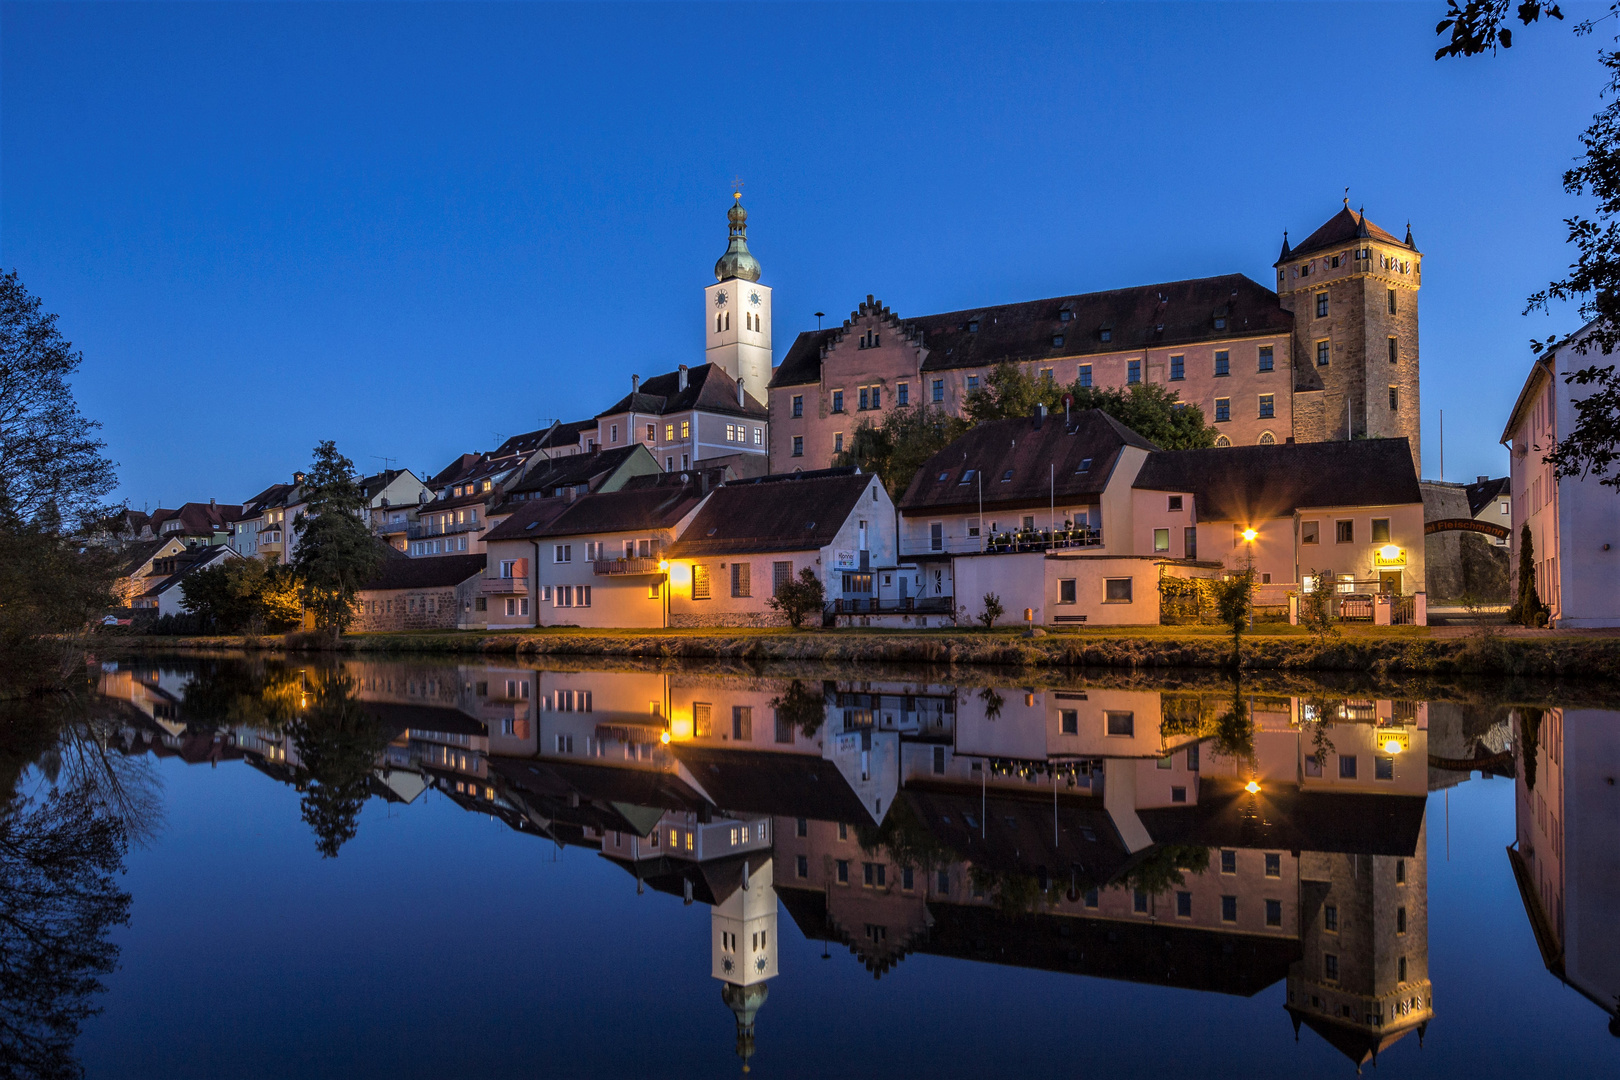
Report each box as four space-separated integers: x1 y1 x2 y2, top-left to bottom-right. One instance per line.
1244 780 1262 794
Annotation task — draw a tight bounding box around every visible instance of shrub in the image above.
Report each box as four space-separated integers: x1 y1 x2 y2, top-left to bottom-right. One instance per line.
978 592 1005 629
767 567 825 629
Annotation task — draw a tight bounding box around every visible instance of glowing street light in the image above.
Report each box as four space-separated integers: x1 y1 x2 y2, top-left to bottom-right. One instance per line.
658 559 670 571
1242 528 1258 542
660 730 672 745
1244 780 1262 794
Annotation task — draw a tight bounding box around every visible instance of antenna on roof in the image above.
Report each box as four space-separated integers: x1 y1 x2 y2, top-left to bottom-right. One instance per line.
371 456 397 474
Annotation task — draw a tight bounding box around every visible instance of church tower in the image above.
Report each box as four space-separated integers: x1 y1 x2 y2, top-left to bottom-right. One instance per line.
1276 201 1422 475
705 191 773 402
712 857 778 1072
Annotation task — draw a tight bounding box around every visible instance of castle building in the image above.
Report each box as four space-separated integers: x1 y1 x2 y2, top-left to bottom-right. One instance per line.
749 197 1420 475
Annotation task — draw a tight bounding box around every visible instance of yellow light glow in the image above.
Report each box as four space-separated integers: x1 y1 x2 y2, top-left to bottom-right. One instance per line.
658 559 669 571
660 731 671 745
670 716 693 740
1383 739 1404 754
1379 544 1401 561
1242 528 1258 542
1244 780 1261 794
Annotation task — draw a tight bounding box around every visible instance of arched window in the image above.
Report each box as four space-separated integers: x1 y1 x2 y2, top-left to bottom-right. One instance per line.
716 313 723 333
1214 434 1232 448
725 311 730 331
1258 431 1276 445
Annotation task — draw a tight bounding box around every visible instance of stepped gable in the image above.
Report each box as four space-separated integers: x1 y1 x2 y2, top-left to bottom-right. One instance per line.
769 275 1291 388
1132 438 1421 521
898 409 1156 514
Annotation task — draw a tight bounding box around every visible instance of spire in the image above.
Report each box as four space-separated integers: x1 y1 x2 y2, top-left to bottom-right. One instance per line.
1404 220 1417 249
714 188 762 283
721 982 768 1072
1277 229 1292 262
1356 207 1371 239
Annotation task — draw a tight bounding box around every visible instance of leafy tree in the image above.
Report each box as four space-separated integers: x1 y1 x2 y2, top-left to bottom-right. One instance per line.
182 556 303 633
1120 843 1212 897
1508 522 1548 625
1434 1 1565 59
963 361 1067 424
1300 569 1339 640
768 679 827 736
288 673 390 858
977 592 1005 628
291 442 382 638
1067 383 1216 450
1518 705 1545 791
833 404 960 499
766 567 825 629
1210 568 1256 666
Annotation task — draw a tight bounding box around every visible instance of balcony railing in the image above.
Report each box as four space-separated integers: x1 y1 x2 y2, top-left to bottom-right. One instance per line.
480 577 529 595
407 518 483 540
825 596 955 615
983 526 1103 554
593 557 664 576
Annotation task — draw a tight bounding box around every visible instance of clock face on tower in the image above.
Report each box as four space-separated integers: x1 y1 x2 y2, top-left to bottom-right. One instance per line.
755 954 768 973
748 291 761 306
714 290 729 307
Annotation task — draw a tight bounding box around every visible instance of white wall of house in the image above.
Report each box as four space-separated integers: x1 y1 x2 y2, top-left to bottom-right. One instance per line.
951 551 1188 627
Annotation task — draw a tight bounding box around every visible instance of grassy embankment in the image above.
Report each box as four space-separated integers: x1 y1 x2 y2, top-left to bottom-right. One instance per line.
97 622 1620 680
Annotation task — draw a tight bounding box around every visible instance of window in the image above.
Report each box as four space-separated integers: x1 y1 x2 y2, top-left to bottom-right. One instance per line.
1186 744 1199 771
792 435 803 457
1324 954 1339 981
1169 354 1184 380
1376 756 1395 780
1266 899 1283 927
1396 859 1406 885
554 544 571 563
731 562 751 598
931 379 944 402
1214 351 1230 377
833 432 844 454
1041 367 1054 383
1214 397 1230 422
791 394 803 418
932 745 946 774
1221 895 1238 922
1083 888 1099 908
1157 754 1173 770
578 586 591 607
1388 288 1397 314
1340 754 1358 779
680 421 690 439
1076 457 1092 474
1258 346 1274 372
965 374 979 394
1317 340 1331 366
938 870 952 895
1335 520 1354 544
1176 891 1193 917
1325 904 1338 932
897 382 909 406
1265 853 1281 878
929 522 943 552
1388 337 1399 364
1078 365 1092 388
1316 293 1329 318
1104 578 1132 603
1105 711 1134 736
665 423 675 441
967 319 979 332
1371 518 1391 543
474 596 486 612
1060 709 1078 734
1259 393 1274 419
957 468 975 486
836 860 849 884
1398 956 1407 983
1153 528 1170 553
1389 385 1400 411
732 705 752 740
1302 520 1320 545
692 564 710 600
858 387 869 411
829 389 844 414
1134 890 1150 914
1127 359 1141 385
1221 850 1237 874
1397 906 1407 934
1058 578 1076 604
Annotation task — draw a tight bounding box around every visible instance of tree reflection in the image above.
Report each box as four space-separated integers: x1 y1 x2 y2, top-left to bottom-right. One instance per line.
288 673 390 858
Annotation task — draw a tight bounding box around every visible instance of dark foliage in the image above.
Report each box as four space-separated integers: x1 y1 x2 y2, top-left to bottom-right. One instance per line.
292 442 382 638
288 675 390 857
766 567 825 629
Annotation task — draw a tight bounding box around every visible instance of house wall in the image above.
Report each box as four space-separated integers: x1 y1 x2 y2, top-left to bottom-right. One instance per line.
537 525 691 630
352 579 478 632
950 552 1181 627
599 405 768 472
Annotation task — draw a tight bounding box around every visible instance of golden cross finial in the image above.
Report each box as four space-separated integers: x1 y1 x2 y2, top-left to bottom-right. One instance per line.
732 176 745 200
1343 186 1350 207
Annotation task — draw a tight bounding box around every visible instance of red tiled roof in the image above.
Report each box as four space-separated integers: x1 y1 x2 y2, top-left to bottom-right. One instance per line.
664 469 875 558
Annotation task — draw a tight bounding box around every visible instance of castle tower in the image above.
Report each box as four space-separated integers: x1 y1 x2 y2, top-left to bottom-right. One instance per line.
1276 201 1422 475
705 191 773 398
712 857 778 1072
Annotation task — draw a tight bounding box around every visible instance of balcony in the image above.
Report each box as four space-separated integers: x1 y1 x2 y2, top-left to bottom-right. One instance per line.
407 517 483 540
593 557 665 576
984 526 1103 554
480 577 529 595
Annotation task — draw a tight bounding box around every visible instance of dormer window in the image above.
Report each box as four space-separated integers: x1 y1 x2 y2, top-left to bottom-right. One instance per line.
1001 470 1014 482
1059 309 1072 323
1075 458 1092 474
481 480 492 493
1052 334 1064 348
1099 324 1113 343
967 319 979 333
958 469 976 485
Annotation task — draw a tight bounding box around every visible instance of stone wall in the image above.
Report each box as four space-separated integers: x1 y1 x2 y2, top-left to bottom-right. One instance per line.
1420 481 1469 600
669 609 789 629
353 587 461 632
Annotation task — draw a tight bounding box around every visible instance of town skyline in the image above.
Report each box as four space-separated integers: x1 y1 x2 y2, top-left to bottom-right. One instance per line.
1 2 1607 507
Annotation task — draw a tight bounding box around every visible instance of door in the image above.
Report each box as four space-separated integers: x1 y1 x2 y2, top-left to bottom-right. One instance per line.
1379 571 1402 595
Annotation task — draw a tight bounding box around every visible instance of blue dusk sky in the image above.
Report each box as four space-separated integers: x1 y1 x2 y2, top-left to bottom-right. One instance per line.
0 2 1608 506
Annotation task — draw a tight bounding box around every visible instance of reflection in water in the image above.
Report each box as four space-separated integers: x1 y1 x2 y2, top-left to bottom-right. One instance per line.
77 656 1620 1072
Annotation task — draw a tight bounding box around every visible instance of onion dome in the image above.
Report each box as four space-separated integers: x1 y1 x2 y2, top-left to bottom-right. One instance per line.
714 192 762 283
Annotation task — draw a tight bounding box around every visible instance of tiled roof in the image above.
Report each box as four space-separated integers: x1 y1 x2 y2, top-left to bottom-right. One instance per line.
770 275 1291 388
1138 777 1427 858
1465 475 1510 517
1132 437 1422 521
479 498 576 542
113 538 174 578
899 409 1156 514
141 546 236 596
148 502 244 537
241 482 296 514
1283 205 1408 261
598 363 768 419
493 419 596 458
361 552 486 591
489 484 704 542
505 444 648 497
664 745 876 824
663 469 875 558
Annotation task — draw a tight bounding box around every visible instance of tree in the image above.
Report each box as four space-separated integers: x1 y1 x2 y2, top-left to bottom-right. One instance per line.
766 567 825 629
288 673 390 858
833 404 961 499
291 442 383 638
1508 522 1548 625
1121 843 1212 897
1300 569 1339 640
768 679 827 736
977 592 1005 628
963 362 1067 424
1068 383 1217 450
182 556 302 634
1210 568 1256 666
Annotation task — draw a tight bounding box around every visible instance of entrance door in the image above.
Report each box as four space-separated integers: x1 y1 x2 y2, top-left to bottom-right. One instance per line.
1378 571 1402 595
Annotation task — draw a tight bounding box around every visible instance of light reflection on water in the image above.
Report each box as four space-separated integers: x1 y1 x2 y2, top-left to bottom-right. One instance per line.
36 656 1620 1076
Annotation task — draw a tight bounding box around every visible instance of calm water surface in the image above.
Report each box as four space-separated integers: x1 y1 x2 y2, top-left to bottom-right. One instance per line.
13 655 1620 1077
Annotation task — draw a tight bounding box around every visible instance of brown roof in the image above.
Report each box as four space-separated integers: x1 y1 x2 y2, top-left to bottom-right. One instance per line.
479 498 576 543
898 409 1156 514
505 444 652 498
1282 205 1409 261
771 274 1291 388
598 363 768 419
485 483 703 542
361 553 485 591
1465 475 1510 517
148 502 244 537
663 469 876 558
493 419 596 458
1132 438 1421 521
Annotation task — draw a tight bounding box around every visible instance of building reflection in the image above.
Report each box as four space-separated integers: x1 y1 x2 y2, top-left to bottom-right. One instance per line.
97 658 1455 1070
1509 704 1620 1036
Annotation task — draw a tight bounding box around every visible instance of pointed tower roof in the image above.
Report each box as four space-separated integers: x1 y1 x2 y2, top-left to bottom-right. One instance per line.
1405 220 1418 251
1278 203 1408 263
1277 230 1292 262
714 191 762 283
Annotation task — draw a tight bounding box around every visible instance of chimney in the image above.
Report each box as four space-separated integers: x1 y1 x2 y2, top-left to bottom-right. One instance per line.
632 373 640 394
737 378 745 407
209 497 216 507
1033 403 1046 430
1477 475 1489 484
678 364 689 392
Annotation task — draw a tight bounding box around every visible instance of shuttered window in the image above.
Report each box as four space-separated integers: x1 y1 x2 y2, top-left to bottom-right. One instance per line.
692 564 710 600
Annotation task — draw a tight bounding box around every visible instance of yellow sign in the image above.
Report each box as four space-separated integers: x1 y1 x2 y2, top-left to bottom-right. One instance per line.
1373 545 1406 568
